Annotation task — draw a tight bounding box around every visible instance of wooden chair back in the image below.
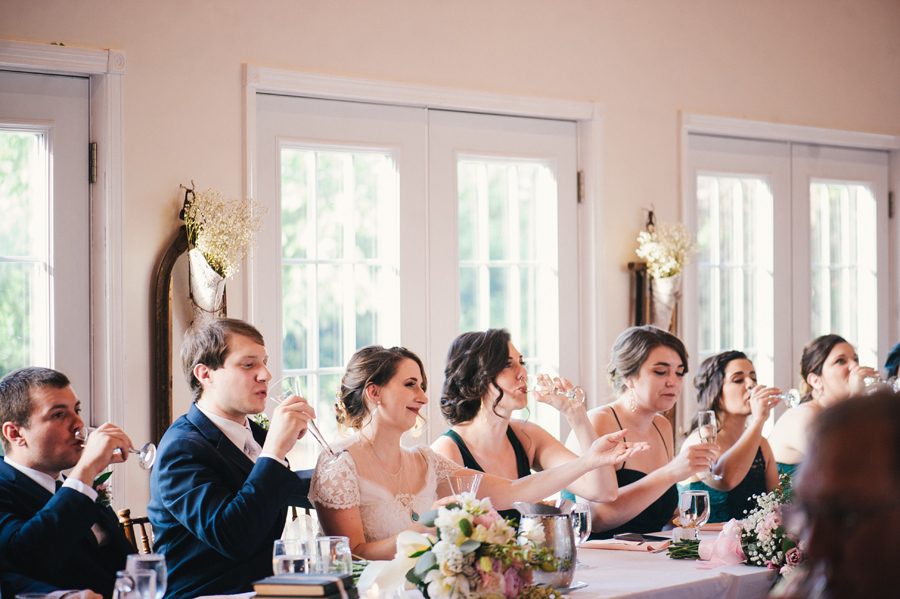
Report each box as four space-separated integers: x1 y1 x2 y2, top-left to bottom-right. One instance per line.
117 508 153 554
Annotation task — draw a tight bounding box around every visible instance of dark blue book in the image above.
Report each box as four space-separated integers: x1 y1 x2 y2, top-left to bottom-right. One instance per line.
253 573 356 597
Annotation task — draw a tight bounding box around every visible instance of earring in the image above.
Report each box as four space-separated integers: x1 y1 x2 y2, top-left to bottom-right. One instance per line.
628 388 638 412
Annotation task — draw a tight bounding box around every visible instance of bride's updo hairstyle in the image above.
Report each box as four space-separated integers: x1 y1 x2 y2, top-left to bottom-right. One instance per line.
799 334 849 403
607 325 689 395
336 345 427 431
441 329 512 425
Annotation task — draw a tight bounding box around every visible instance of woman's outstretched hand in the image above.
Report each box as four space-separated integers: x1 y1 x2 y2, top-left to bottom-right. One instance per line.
585 429 650 467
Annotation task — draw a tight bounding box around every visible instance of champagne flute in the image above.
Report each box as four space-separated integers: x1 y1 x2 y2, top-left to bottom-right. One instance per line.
572 503 592 569
678 490 710 540
266 376 349 473
528 375 585 407
75 426 156 470
126 554 167 599
697 410 722 481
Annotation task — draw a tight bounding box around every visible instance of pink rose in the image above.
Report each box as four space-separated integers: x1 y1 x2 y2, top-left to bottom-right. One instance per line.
762 511 782 530
474 510 503 528
502 567 523 598
785 547 803 566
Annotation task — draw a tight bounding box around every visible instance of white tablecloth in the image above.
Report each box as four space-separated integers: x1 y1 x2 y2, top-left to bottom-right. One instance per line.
569 541 775 599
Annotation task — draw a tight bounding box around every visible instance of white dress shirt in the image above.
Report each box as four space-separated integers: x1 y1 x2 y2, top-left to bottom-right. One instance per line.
195 404 287 467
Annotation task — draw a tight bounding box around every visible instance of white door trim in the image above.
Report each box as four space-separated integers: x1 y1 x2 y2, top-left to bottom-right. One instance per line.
0 40 126 429
243 64 608 405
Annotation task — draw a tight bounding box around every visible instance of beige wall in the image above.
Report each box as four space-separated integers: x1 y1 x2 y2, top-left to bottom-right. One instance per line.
3 0 900 507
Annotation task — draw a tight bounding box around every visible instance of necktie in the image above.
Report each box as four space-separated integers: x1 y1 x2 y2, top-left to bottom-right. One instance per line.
243 429 261 462
55 480 63 493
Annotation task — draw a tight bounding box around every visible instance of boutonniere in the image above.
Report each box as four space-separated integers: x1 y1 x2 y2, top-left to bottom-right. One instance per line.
249 413 270 430
93 471 113 507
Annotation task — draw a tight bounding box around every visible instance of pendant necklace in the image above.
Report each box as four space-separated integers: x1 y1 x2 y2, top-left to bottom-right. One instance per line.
362 434 419 522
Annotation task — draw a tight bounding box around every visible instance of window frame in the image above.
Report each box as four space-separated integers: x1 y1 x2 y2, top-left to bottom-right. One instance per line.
243 65 606 431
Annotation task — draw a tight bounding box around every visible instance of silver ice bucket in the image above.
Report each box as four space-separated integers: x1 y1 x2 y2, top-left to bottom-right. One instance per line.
514 501 575 589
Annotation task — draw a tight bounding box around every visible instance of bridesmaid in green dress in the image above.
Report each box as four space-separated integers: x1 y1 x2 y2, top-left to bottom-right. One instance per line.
679 351 780 522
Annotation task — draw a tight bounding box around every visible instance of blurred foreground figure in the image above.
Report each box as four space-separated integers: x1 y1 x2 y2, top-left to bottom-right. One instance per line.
784 391 899 599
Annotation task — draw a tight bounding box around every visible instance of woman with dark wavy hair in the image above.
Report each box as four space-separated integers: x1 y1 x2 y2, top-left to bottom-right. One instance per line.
678 351 781 522
431 329 644 524
768 334 877 477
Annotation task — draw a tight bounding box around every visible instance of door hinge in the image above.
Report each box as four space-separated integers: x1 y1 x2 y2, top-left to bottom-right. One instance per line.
890 191 894 219
89 142 98 184
577 170 584 203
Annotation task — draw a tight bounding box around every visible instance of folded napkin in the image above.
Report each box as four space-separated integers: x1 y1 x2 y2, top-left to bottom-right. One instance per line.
580 538 670 552
701 521 725 532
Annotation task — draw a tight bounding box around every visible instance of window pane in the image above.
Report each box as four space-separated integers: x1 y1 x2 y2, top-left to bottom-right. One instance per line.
457 157 560 433
280 145 400 469
809 181 877 366
0 130 49 377
696 174 774 383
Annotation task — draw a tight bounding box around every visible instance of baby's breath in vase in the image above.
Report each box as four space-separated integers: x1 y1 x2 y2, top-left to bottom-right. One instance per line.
635 219 697 332
181 184 265 323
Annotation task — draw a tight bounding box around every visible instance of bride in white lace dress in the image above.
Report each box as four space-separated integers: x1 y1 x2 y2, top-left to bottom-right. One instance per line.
310 345 646 560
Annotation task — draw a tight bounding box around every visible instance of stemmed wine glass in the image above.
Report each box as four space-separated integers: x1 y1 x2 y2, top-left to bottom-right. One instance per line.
528 375 585 407
266 376 349 473
75 426 156 470
447 472 482 499
863 374 900 394
678 490 710 540
697 410 722 481
572 503 592 569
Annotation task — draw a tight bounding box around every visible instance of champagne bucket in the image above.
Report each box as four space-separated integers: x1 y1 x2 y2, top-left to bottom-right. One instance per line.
514 502 575 588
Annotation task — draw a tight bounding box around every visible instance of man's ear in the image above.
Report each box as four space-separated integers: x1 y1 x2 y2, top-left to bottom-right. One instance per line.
2 421 26 449
194 363 213 387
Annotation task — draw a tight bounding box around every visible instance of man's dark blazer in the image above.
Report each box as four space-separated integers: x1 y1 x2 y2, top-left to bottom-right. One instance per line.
0 460 132 599
148 404 313 599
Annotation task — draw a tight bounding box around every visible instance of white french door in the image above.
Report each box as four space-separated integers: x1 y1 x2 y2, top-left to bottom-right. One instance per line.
684 131 890 436
254 95 578 467
0 70 91 410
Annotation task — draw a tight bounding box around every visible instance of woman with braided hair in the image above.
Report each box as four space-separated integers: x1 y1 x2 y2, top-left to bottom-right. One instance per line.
678 350 782 522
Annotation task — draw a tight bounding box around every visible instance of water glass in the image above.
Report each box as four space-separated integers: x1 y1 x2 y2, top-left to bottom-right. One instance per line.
572 503 592 569
113 569 156 599
126 553 167 599
273 539 312 575
678 490 710 540
315 535 352 575
448 472 482 498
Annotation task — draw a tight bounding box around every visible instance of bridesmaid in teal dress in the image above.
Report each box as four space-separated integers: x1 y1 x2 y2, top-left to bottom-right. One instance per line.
768 335 878 480
678 351 780 522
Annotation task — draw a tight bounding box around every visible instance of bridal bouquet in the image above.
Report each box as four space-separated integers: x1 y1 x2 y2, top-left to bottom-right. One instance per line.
376 493 562 599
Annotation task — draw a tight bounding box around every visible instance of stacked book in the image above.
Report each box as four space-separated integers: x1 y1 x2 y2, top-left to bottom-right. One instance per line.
253 573 358 599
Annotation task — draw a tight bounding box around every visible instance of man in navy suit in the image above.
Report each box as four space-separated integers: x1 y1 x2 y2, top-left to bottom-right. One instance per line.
0 367 135 599
149 318 316 599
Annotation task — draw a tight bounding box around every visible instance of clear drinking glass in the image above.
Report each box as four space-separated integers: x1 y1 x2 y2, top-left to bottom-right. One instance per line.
113 569 156 599
447 472 482 499
75 426 156 470
528 374 585 407
697 411 722 481
314 536 352 575
678 490 711 540
126 554 167 599
272 539 312 575
572 503 592 569
773 388 802 408
267 376 349 473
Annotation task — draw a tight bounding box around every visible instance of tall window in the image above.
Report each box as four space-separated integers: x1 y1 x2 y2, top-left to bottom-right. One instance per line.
0 130 49 376
809 181 878 361
695 174 775 384
279 145 401 462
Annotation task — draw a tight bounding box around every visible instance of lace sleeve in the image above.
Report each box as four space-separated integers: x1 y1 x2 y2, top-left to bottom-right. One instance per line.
308 451 361 510
423 446 465 486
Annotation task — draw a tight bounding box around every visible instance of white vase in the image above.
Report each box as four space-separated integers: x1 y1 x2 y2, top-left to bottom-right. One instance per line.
188 247 225 323
650 273 682 332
